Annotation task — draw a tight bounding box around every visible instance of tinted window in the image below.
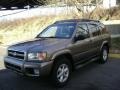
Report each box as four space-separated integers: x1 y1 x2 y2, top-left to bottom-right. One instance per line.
75 24 89 40
88 24 101 37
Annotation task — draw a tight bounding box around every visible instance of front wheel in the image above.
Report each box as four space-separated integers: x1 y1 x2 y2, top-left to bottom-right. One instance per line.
51 57 71 87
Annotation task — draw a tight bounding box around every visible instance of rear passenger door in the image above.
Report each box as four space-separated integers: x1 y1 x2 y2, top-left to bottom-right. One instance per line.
87 23 102 56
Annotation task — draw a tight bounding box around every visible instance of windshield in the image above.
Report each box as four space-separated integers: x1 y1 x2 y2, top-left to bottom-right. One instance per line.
37 23 76 39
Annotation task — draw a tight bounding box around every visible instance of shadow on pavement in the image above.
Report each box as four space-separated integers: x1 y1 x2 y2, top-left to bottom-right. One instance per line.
0 59 120 90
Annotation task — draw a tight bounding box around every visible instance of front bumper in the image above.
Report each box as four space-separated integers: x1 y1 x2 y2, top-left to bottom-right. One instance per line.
4 56 53 77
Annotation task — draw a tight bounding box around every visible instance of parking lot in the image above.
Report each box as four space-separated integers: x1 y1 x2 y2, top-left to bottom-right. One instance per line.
0 58 120 90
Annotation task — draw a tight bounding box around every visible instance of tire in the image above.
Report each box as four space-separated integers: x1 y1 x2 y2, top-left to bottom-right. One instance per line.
51 57 72 87
99 46 109 64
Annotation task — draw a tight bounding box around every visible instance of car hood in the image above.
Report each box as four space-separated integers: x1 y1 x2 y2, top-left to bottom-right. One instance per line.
8 38 70 52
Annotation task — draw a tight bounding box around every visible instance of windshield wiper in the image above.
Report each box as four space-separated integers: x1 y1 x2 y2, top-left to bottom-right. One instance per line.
37 36 56 38
46 36 65 38
46 36 56 38
37 36 66 39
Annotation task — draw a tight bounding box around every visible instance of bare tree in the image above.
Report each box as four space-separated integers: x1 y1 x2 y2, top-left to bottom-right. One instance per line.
64 0 98 18
36 0 100 19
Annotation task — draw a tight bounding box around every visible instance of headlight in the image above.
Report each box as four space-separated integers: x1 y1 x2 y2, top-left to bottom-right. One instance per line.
28 52 47 61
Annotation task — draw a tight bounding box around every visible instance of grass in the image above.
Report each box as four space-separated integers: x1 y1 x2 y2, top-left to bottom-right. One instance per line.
110 37 120 54
87 6 120 20
111 37 120 50
0 6 120 47
0 60 4 70
0 16 54 45
0 6 84 45
0 14 80 45
109 54 120 59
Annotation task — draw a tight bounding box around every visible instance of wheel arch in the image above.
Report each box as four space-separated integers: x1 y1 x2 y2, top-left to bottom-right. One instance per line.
51 50 74 71
100 41 110 53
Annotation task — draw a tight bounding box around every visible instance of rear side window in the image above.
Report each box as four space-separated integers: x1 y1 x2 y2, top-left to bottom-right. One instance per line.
88 24 101 37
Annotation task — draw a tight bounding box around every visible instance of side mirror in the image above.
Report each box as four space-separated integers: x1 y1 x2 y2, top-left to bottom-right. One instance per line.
74 34 85 42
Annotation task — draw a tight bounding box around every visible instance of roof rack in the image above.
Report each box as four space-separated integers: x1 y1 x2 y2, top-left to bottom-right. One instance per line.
54 19 99 24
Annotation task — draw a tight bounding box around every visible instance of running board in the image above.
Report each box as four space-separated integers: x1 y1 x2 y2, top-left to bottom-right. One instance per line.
75 57 99 69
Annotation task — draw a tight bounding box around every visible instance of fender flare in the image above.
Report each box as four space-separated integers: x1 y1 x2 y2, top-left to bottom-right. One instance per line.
51 49 72 60
100 41 109 51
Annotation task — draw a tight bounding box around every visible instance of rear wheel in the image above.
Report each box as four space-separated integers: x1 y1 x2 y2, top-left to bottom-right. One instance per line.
51 57 71 87
99 46 109 64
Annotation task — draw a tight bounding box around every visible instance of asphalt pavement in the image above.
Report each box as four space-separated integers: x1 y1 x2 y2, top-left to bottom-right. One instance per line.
0 58 120 90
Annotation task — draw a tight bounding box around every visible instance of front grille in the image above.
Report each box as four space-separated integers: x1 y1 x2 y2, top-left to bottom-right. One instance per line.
8 50 25 60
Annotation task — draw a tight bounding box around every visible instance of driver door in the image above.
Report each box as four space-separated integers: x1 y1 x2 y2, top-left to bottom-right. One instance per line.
71 23 92 64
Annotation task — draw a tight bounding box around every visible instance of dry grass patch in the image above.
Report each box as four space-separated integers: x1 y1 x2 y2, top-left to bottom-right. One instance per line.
109 54 120 59
0 60 4 70
0 15 80 45
1 6 120 45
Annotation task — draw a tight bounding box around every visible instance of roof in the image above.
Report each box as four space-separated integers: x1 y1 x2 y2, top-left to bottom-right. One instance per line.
54 19 100 24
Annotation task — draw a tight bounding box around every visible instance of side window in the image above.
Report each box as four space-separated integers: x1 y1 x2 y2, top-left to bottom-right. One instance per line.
98 26 103 34
97 26 102 35
99 24 108 34
88 24 100 37
75 24 89 40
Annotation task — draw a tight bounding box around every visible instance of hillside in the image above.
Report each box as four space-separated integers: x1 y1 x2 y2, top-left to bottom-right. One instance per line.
0 15 77 45
88 6 120 20
0 6 120 45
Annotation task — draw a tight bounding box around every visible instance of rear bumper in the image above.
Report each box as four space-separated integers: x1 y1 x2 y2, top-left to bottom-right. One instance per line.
4 56 53 77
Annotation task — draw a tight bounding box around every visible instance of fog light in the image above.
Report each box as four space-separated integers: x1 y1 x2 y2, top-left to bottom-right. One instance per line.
34 69 40 75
